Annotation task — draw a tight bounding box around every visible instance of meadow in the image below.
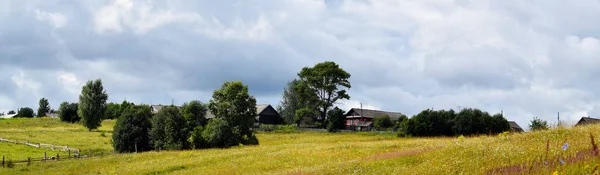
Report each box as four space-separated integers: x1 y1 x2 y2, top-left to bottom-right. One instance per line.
1 118 600 174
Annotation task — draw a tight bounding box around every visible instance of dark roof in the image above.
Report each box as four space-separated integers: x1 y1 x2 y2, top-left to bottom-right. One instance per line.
508 121 524 132
345 108 404 120
205 104 274 120
576 117 600 126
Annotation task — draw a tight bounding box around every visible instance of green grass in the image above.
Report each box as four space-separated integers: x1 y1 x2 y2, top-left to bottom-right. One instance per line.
0 143 62 160
2 118 600 174
0 118 115 155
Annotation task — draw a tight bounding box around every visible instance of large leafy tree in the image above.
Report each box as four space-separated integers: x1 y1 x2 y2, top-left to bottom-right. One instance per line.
150 105 189 150
297 61 351 121
181 100 208 130
37 98 50 117
208 81 258 145
104 102 121 120
17 107 34 118
529 117 549 131
113 105 152 153
78 79 108 131
58 102 80 123
7 110 15 115
277 79 319 124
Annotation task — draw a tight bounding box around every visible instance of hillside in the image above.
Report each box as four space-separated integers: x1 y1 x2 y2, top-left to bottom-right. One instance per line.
1 118 599 174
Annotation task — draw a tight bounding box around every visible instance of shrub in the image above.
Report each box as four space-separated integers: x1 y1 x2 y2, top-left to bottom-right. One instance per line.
529 117 549 131
16 107 34 118
58 102 80 123
151 106 189 150
202 118 238 148
258 124 298 133
188 126 207 149
373 115 393 130
112 105 152 153
326 107 346 132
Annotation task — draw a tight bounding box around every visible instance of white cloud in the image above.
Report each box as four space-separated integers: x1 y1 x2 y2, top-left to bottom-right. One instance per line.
34 9 67 28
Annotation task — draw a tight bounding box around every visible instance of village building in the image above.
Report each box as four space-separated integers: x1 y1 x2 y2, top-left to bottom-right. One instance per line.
508 121 524 132
205 104 283 126
575 117 600 127
344 108 404 131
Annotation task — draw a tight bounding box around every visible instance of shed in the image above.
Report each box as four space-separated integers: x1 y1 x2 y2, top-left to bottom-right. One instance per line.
575 117 600 126
508 121 524 132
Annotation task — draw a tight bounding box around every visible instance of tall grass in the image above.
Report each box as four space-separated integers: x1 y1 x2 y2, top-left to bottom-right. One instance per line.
2 118 600 174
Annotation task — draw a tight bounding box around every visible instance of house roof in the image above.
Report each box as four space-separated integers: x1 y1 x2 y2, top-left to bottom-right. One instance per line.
345 108 404 120
205 104 274 120
508 121 524 132
0 114 17 119
576 117 600 126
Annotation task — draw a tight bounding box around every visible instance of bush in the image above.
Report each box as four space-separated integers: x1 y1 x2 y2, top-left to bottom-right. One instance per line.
202 118 238 148
529 117 549 131
59 102 80 123
151 106 189 150
112 105 153 153
188 126 207 149
326 107 346 132
373 115 393 130
258 124 298 133
16 107 34 118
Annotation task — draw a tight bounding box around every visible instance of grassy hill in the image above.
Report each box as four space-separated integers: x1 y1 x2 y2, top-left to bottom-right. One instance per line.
1 118 600 174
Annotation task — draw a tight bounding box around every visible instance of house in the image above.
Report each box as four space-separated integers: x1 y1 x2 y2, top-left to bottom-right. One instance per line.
45 112 59 119
508 121 524 132
205 104 283 125
150 105 167 114
344 108 404 131
575 117 600 126
0 114 17 119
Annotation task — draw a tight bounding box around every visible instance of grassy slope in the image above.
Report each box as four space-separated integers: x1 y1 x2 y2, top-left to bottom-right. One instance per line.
0 118 115 155
1 118 600 174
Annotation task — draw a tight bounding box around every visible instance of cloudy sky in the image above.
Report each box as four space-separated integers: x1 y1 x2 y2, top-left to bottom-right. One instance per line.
1 0 600 128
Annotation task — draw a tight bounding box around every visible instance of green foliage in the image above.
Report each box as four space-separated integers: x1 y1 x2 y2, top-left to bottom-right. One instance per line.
373 115 394 130
201 118 238 148
208 81 257 145
258 124 298 133
5 159 14 168
326 107 346 132
151 106 189 150
112 105 152 153
78 79 108 131
104 102 121 120
188 126 207 149
453 108 508 135
294 107 317 125
529 117 549 131
392 114 409 131
37 98 50 118
297 61 351 121
181 100 208 131
16 107 34 118
402 108 509 137
7 110 15 115
58 102 80 123
405 109 455 136
277 79 319 124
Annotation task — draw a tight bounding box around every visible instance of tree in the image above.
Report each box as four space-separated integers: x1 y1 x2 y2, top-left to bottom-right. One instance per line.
201 118 239 148
16 107 34 118
58 102 80 123
277 79 319 124
37 98 50 117
181 100 208 130
326 107 346 132
7 110 15 115
104 102 121 120
529 117 549 131
208 81 258 146
490 113 510 134
78 79 108 131
297 61 351 121
113 105 152 153
373 115 394 130
150 106 189 150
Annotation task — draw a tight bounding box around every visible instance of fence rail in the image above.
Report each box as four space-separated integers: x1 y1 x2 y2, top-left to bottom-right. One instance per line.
0 138 79 153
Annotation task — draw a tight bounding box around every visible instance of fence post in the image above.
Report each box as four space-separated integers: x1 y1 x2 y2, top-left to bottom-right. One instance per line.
57 153 60 160
44 152 47 161
27 157 31 166
2 156 4 167
89 149 92 157
68 149 71 158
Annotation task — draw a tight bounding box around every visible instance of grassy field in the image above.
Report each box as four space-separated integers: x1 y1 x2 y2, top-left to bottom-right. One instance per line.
1 118 600 174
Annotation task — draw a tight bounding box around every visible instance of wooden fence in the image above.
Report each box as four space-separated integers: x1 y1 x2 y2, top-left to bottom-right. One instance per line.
0 138 79 153
1 151 95 167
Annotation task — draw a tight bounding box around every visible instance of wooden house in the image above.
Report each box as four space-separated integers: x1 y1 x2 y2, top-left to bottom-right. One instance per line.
508 121 524 132
575 117 600 126
344 108 404 131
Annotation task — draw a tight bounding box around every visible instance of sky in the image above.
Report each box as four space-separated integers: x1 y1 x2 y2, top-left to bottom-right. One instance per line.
1 0 600 129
